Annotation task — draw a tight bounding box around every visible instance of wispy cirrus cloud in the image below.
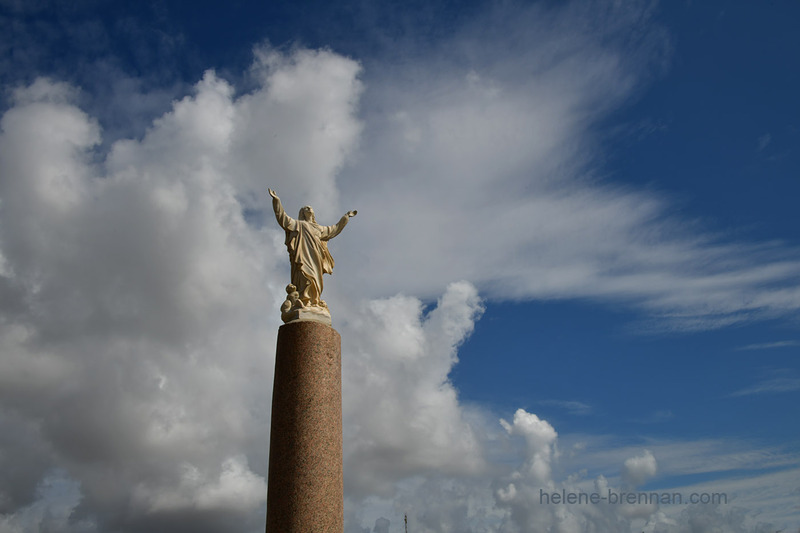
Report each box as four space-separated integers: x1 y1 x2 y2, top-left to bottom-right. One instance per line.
333 1 800 335
729 369 800 397
736 340 800 351
539 399 594 416
757 132 772 152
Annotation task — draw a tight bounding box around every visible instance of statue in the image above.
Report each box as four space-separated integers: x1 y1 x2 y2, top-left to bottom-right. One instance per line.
269 188 356 324
280 283 305 323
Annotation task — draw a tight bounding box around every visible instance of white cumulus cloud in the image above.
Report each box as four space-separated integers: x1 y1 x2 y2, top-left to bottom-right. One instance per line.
622 449 658 488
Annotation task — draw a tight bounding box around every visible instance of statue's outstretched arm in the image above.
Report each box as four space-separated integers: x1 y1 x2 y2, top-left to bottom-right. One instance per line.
321 210 357 241
269 188 295 231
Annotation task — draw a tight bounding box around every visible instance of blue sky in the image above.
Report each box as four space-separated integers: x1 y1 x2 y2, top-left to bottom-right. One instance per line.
1 1 799 532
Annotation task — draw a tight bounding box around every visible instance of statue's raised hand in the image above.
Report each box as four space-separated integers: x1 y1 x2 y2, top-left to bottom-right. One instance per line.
346 210 357 218
268 188 279 200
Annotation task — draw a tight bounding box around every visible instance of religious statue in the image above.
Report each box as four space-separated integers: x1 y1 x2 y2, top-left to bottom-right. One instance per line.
269 188 356 324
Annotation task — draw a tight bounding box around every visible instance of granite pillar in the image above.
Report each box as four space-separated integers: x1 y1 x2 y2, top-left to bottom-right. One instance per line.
266 320 343 533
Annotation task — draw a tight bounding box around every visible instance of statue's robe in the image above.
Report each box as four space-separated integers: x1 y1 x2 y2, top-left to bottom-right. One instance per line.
273 202 349 307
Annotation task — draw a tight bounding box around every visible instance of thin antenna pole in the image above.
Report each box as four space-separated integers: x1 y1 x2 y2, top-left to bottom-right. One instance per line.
405 513 408 533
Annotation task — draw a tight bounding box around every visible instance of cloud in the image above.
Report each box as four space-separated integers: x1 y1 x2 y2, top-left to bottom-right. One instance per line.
228 45 364 215
500 409 559 484
644 504 779 533
622 450 657 488
0 47 363 533
327 0 800 334
342 281 486 499
729 369 800 397
665 467 800 531
757 133 771 151
131 456 266 513
0 47 485 533
0 470 96 533
354 428 799 532
736 340 800 351
373 516 390 533
539 399 594 416
487 412 793 532
556 434 799 483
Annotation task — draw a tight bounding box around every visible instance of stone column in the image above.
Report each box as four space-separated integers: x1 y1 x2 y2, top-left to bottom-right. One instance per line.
266 320 343 533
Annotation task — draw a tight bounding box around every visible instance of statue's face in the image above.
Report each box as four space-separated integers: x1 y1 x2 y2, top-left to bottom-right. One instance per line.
299 206 315 222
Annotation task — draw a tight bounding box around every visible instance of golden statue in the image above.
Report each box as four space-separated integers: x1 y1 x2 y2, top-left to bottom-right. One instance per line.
269 188 356 324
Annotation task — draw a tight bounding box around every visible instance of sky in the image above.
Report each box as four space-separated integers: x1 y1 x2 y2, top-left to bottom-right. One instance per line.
0 1 799 532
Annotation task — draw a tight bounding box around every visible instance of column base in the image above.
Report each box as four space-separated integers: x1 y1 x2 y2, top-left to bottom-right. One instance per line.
266 321 343 533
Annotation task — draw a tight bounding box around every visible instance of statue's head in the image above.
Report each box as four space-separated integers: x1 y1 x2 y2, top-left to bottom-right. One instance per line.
298 205 316 223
